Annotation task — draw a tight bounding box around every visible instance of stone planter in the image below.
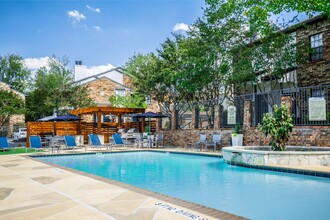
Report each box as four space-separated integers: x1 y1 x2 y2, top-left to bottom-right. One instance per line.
231 134 243 146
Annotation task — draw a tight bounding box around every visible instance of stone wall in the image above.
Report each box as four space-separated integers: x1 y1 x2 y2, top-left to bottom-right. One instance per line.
123 74 133 89
85 77 130 103
162 129 232 149
162 126 330 148
296 17 330 87
243 126 330 147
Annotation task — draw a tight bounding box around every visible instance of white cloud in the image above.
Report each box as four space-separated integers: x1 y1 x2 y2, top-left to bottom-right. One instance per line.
173 23 190 32
86 5 101 13
86 64 115 75
93 26 102 31
24 57 50 71
67 10 86 23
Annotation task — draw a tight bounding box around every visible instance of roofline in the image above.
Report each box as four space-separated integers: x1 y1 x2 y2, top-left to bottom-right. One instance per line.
245 14 328 47
0 81 26 96
282 14 328 33
77 76 131 90
75 67 123 83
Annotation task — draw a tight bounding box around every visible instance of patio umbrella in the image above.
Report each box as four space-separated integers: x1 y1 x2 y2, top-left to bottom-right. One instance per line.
48 114 82 122
134 112 167 133
36 111 57 122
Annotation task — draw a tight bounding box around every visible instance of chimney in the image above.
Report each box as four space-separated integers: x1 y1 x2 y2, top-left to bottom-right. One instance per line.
74 60 87 82
75 61 82 65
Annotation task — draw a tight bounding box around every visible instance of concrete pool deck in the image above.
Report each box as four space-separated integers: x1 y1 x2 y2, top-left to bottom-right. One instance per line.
1 147 329 219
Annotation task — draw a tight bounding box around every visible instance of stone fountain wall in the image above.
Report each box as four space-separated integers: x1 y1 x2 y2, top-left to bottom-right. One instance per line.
222 146 330 167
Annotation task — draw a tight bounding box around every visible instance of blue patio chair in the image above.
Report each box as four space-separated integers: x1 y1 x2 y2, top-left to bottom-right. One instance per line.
0 137 12 151
112 134 132 149
89 134 111 151
29 136 43 153
64 135 77 152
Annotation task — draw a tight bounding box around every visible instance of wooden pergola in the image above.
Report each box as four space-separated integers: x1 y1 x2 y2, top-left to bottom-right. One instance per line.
70 106 146 134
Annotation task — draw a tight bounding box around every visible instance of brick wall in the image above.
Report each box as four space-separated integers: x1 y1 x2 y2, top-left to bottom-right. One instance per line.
296 17 330 87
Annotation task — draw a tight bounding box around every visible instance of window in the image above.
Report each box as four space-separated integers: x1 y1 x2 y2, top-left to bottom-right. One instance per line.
115 89 125 97
310 33 323 61
146 96 151 104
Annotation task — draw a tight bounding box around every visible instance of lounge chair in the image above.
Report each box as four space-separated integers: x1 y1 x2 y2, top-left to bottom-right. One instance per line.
112 134 132 149
89 134 111 151
206 134 221 152
133 133 143 148
29 136 43 153
191 134 207 151
64 135 79 152
155 134 164 147
0 137 12 151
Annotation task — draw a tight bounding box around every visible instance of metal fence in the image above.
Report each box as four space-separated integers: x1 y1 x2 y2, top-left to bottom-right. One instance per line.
164 84 330 129
234 84 330 126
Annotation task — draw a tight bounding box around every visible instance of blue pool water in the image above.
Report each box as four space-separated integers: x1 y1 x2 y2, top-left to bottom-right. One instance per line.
38 152 330 219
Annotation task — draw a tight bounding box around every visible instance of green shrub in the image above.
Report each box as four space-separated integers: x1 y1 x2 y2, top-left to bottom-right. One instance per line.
258 105 294 151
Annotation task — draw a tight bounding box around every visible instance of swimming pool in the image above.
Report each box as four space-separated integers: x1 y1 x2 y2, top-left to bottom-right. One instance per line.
37 151 330 219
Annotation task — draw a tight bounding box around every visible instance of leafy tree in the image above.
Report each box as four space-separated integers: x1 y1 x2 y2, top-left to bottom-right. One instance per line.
109 93 147 108
258 104 294 151
125 0 329 128
26 56 94 121
0 54 31 93
0 90 25 126
125 38 190 127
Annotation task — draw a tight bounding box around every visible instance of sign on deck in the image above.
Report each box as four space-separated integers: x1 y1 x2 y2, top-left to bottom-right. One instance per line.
227 106 236 125
308 97 326 121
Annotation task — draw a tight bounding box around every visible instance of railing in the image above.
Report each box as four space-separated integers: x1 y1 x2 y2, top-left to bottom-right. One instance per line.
161 84 330 129
234 84 330 126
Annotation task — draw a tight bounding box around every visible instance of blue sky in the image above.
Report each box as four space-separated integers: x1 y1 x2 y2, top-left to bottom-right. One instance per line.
0 0 205 70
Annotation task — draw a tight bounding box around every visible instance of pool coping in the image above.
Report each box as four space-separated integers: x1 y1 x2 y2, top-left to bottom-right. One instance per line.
26 150 248 220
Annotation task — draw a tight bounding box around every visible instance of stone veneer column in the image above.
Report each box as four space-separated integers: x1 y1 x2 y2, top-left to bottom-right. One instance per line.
191 107 199 129
214 105 221 130
281 96 291 116
156 118 161 133
243 100 251 129
171 109 178 130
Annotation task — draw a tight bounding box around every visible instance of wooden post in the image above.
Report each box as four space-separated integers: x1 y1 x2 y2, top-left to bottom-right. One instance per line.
27 122 30 148
142 118 145 133
97 111 102 135
77 114 81 135
171 109 178 130
118 114 122 128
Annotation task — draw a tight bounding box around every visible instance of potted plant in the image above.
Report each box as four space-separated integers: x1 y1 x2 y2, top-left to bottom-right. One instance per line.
231 121 243 146
258 104 294 151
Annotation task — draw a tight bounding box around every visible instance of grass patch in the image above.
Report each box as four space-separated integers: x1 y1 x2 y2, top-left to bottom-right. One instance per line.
0 147 44 155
